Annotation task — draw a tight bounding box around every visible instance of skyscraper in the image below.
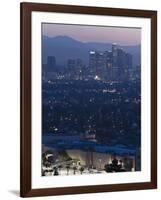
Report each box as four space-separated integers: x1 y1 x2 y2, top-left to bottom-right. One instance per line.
67 59 76 79
112 43 119 80
117 48 126 80
47 56 56 72
67 58 84 80
111 44 133 81
88 45 133 81
104 50 113 80
89 51 97 76
89 51 105 79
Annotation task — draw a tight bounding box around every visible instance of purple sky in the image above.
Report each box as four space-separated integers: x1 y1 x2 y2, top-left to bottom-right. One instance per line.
42 23 141 46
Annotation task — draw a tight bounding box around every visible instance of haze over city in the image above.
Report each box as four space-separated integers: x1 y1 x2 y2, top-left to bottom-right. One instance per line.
42 23 141 46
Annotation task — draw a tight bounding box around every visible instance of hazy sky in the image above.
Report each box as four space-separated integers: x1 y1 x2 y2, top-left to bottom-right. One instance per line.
42 23 141 46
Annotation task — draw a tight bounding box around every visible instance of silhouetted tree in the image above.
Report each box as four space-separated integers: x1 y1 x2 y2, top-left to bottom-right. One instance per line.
53 167 59 176
80 166 84 175
73 166 77 175
104 158 126 173
66 164 70 175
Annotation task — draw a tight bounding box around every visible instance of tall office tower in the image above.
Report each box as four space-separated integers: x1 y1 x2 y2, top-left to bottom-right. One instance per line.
76 58 84 80
104 50 113 80
125 53 132 69
76 58 83 68
96 52 105 78
67 59 76 71
67 58 76 79
125 53 133 80
67 58 84 80
112 43 118 63
89 51 97 76
112 43 119 80
135 64 141 80
47 56 56 72
117 48 126 80
89 51 105 79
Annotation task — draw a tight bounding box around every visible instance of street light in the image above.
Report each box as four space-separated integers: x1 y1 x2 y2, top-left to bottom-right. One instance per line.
98 158 102 170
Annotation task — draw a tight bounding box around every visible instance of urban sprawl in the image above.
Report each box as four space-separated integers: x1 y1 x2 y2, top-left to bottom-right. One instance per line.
42 43 141 176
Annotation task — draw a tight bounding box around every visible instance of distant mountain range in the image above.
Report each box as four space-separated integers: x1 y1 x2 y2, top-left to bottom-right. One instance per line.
42 35 141 67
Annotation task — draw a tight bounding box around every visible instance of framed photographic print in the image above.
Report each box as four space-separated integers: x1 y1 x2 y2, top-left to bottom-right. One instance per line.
20 2 157 197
